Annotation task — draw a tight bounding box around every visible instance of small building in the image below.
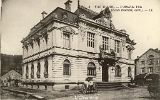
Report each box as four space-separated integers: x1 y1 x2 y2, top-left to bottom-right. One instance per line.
21 0 136 90
135 48 160 75
0 70 22 86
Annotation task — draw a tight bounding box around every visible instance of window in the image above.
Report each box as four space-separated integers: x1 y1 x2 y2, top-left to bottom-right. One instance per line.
141 67 145 73
115 65 121 77
128 67 131 77
87 32 95 48
149 67 153 73
115 40 120 53
141 61 145 65
4 80 6 83
25 45 28 51
44 59 48 78
26 65 29 79
30 42 33 48
87 62 96 76
31 64 34 78
44 34 48 44
63 32 70 48
148 55 154 65
63 59 70 75
128 50 131 59
102 36 109 50
37 62 40 78
36 38 40 46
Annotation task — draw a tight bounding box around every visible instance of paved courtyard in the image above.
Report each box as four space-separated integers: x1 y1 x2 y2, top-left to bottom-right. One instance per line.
1 86 158 100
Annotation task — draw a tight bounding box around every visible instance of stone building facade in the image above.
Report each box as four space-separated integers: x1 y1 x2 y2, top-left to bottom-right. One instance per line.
135 48 160 75
21 0 136 90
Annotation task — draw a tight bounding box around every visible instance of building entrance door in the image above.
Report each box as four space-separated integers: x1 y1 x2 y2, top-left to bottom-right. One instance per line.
102 63 109 82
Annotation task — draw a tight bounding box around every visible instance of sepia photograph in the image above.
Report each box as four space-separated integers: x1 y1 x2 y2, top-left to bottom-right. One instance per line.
0 0 160 99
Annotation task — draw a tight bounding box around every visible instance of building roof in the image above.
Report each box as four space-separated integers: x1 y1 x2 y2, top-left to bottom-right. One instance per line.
75 5 98 19
22 7 78 43
0 70 22 80
137 48 160 59
22 4 136 46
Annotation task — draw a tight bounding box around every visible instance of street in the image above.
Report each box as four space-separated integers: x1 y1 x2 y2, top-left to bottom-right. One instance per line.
1 86 158 100
54 86 156 100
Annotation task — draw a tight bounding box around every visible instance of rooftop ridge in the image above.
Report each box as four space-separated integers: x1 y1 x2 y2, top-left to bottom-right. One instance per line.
79 5 98 15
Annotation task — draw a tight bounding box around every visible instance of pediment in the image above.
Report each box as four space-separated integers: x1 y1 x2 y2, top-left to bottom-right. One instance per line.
60 26 75 34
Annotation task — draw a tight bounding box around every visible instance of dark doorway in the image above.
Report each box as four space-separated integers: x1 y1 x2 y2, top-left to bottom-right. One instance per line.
102 63 109 82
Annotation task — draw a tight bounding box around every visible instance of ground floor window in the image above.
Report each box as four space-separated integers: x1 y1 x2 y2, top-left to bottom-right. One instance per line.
63 59 71 75
26 65 29 79
31 64 34 78
128 67 131 77
115 65 121 77
87 62 96 76
44 58 48 78
37 62 41 78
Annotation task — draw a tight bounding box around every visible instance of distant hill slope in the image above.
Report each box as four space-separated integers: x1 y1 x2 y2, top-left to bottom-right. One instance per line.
1 53 22 76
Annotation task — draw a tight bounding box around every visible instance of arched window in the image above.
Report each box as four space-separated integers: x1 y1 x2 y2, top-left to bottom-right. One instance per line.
31 64 34 78
37 62 40 78
63 59 70 75
26 65 28 79
115 65 121 77
44 59 48 78
128 67 131 77
87 62 96 76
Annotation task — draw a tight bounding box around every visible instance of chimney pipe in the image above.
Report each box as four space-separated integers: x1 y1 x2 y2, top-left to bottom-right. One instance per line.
155 48 158 51
41 11 47 19
64 0 72 11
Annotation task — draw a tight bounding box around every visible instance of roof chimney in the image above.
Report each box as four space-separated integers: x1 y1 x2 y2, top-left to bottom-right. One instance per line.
41 11 47 19
64 0 72 11
155 48 158 51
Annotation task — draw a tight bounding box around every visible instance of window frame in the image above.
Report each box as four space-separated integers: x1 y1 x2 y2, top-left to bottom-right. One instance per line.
141 67 145 73
148 55 154 65
63 32 70 48
87 32 95 48
102 36 109 51
128 67 131 77
63 59 71 76
87 62 96 76
148 67 153 73
31 63 34 79
44 58 48 78
115 40 120 53
37 62 41 78
115 65 121 77
26 65 29 79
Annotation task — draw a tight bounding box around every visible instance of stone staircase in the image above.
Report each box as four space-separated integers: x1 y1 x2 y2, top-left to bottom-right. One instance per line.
96 82 129 91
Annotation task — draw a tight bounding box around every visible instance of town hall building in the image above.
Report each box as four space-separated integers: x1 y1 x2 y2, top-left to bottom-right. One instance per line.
21 0 136 90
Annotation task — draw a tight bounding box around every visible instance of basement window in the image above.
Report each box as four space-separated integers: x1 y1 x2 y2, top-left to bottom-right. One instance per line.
65 85 69 89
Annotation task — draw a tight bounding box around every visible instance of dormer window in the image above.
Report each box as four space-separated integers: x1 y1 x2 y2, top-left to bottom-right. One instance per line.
62 12 68 21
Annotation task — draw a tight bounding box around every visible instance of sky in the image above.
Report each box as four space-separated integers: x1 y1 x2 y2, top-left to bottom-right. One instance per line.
1 0 160 59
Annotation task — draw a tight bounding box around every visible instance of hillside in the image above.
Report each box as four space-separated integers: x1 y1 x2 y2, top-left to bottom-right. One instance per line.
1 53 22 76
